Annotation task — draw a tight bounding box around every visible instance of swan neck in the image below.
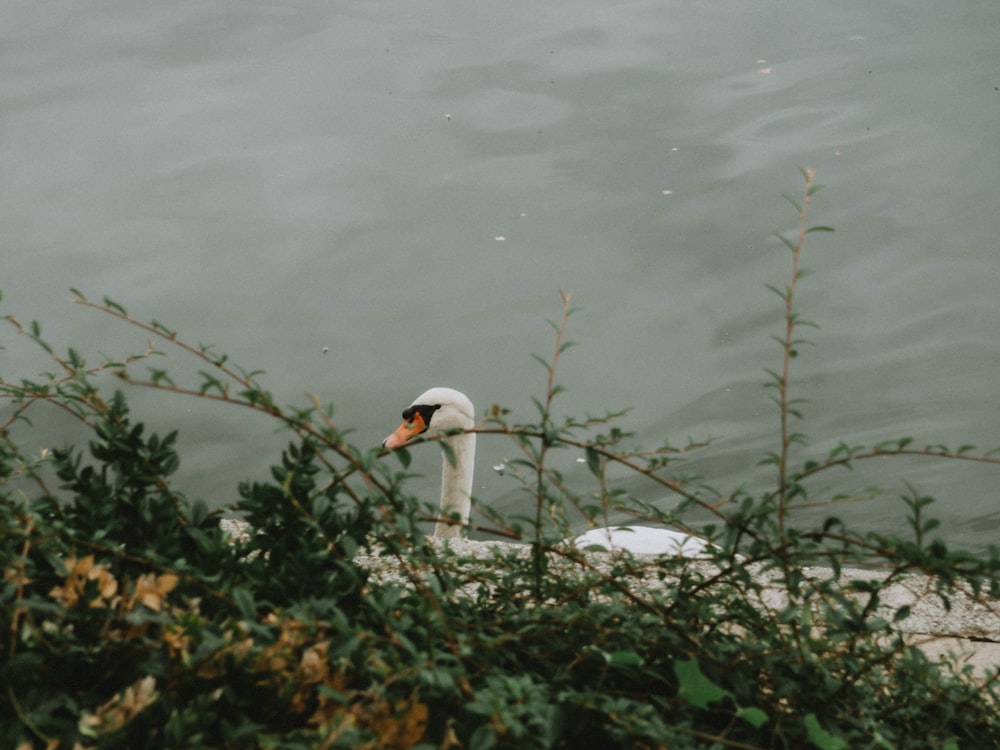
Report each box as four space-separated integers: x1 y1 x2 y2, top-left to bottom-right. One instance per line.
435 431 475 538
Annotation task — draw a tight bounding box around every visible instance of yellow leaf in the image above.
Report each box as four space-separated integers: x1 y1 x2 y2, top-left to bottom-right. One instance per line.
78 677 158 738
132 572 176 612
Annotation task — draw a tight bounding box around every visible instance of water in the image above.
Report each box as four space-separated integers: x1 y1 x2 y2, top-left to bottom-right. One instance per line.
3 0 999 551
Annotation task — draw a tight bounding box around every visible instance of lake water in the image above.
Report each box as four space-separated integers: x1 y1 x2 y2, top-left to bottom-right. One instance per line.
4 0 999 552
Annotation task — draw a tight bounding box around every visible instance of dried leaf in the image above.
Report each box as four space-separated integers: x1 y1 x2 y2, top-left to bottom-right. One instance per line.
79 676 158 738
131 572 178 612
49 555 119 609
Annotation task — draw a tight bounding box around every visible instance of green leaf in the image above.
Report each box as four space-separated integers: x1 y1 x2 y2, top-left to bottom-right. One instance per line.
530 352 552 374
774 232 798 252
103 296 128 316
737 706 768 728
231 587 256 620
804 713 847 750
394 447 411 469
198 371 226 396
765 283 788 300
605 650 644 667
782 193 802 212
312 494 331 517
674 658 731 710
584 447 602 478
439 439 457 468
469 725 497 750
149 368 175 386
763 367 784 385
530 396 547 418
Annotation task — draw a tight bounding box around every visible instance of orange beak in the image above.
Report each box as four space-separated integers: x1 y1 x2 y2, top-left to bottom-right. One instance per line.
382 413 428 449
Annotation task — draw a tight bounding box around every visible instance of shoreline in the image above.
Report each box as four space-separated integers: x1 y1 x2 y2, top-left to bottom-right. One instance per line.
363 537 1000 675
221 521 1000 674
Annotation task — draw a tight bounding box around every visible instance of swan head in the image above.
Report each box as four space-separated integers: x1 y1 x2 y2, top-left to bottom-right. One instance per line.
382 387 475 449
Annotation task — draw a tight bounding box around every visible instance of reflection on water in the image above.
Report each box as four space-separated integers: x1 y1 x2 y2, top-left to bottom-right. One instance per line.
3 0 998 551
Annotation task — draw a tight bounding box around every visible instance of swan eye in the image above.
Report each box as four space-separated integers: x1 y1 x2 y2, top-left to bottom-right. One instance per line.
399 403 441 434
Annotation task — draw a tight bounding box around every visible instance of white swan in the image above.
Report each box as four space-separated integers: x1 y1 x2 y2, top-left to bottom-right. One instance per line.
382 387 719 556
383 387 476 539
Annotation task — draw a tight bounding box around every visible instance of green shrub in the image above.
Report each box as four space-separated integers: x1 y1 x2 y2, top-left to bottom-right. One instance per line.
2 170 999 749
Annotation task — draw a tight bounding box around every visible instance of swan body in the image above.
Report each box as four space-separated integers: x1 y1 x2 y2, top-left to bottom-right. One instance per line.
573 526 713 557
383 387 718 556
